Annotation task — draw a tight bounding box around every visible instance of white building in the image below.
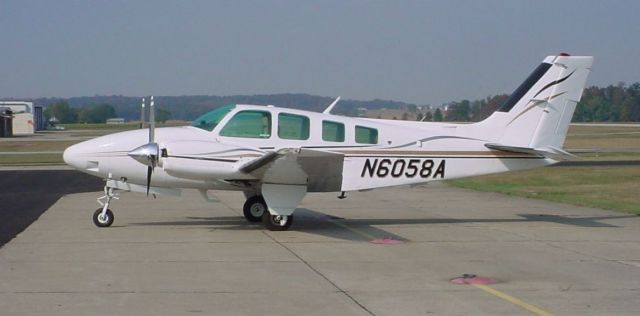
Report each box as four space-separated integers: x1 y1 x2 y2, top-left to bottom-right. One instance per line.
106 118 125 125
0 101 45 135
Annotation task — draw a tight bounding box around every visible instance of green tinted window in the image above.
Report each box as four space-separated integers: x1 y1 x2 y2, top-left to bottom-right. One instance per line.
322 121 345 142
220 111 271 138
355 126 378 144
191 105 235 131
278 113 310 140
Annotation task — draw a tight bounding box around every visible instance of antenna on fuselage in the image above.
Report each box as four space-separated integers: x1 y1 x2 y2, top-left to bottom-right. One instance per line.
322 96 341 114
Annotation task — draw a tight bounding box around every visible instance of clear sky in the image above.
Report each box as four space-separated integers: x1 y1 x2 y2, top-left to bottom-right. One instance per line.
1 0 638 105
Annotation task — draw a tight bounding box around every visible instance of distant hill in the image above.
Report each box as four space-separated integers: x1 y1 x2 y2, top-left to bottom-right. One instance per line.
33 94 418 121
32 82 640 123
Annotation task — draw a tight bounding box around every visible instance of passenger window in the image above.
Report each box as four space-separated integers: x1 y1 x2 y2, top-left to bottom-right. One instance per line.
219 111 271 138
278 113 310 140
355 126 378 144
322 121 345 142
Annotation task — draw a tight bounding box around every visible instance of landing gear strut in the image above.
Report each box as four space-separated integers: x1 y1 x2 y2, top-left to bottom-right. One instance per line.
93 185 119 227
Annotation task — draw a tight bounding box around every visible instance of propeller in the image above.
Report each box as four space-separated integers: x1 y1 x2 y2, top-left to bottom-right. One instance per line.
128 96 159 195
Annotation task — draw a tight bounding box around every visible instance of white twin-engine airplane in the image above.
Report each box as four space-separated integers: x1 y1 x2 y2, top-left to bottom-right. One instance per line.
64 54 593 231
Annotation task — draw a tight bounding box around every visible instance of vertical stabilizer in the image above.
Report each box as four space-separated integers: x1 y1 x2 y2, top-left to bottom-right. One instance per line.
472 54 593 150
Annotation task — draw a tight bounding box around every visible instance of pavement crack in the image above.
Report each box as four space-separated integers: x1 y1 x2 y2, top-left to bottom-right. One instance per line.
262 231 376 316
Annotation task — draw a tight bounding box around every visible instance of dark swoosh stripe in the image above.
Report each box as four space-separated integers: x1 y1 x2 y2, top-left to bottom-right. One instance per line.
168 155 238 163
498 63 552 112
533 70 575 98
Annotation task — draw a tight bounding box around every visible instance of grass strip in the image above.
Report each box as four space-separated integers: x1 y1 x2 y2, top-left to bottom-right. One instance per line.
448 166 640 214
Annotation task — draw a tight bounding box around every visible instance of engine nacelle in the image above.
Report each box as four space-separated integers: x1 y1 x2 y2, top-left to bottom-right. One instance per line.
161 140 260 181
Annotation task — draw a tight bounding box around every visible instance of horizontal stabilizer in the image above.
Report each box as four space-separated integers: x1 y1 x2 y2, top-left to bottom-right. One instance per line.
485 143 577 161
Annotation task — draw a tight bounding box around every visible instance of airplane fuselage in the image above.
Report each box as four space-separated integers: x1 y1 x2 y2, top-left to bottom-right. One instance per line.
63 54 593 230
64 104 551 193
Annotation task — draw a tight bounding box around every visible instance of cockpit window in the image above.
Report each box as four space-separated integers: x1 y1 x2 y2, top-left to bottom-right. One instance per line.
219 110 272 138
191 105 235 131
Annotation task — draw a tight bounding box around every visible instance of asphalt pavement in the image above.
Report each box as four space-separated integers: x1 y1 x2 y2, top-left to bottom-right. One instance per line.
1 181 639 315
0 170 102 246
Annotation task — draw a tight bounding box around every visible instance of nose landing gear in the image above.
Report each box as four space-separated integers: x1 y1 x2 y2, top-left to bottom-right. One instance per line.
92 185 119 228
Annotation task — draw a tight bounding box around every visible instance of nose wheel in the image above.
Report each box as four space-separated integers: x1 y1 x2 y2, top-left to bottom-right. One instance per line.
93 208 114 227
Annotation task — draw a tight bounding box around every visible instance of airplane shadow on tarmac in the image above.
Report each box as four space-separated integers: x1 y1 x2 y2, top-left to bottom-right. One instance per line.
129 208 408 242
128 208 635 242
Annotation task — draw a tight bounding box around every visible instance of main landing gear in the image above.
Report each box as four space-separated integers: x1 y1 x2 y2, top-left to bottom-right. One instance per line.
242 195 293 231
243 196 266 222
90 185 294 231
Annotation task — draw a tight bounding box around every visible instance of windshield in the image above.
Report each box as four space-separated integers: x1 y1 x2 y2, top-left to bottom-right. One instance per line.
191 105 235 131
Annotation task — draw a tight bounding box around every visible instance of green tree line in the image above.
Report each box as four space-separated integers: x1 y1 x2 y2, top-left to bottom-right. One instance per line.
436 83 640 122
44 102 171 124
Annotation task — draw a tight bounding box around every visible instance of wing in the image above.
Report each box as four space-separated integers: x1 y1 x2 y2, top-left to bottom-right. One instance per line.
236 148 344 216
239 148 344 192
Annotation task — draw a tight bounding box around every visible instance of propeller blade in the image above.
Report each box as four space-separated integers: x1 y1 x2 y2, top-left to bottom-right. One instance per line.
140 97 146 129
146 165 152 196
149 96 155 143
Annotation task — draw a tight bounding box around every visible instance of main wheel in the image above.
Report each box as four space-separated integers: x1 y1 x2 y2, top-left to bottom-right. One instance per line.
262 212 293 231
243 196 267 223
93 208 114 227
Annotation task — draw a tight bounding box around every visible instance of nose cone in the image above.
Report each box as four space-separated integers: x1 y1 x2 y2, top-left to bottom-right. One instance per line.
63 142 89 171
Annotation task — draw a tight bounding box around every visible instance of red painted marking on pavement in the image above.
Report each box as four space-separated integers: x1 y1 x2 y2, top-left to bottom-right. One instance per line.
371 237 403 245
451 274 497 285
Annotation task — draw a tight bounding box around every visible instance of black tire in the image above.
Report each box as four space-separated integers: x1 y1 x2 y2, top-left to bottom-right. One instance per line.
262 212 293 231
243 196 267 223
93 208 114 227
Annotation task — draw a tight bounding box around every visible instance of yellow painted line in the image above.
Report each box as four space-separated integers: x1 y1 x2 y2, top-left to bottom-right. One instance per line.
473 284 554 316
329 220 377 240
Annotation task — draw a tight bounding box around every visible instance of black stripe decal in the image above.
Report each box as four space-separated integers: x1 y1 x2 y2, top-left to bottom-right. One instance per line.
498 63 552 112
169 155 238 163
532 70 575 98
344 155 543 159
